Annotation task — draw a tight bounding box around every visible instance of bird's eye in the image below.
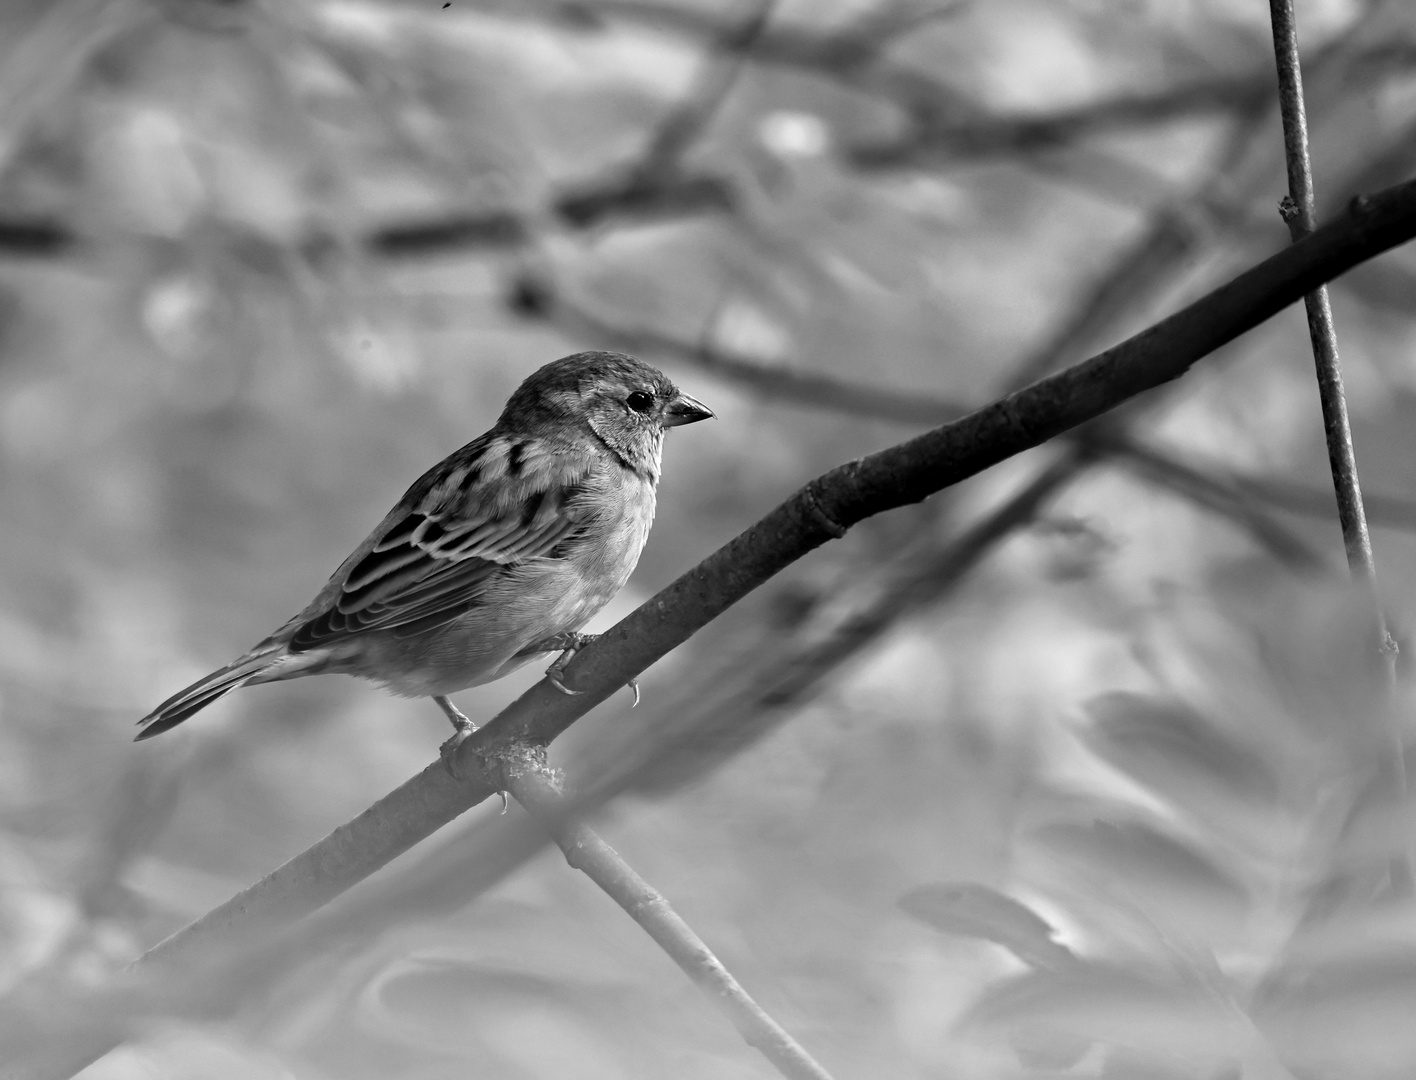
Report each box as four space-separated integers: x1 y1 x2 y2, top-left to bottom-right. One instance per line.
627 390 655 413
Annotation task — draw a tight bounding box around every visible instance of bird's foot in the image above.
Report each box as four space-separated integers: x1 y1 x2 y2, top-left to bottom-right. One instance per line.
526 633 639 705
545 652 586 696
432 697 508 810
434 696 477 778
433 695 491 783
527 632 598 695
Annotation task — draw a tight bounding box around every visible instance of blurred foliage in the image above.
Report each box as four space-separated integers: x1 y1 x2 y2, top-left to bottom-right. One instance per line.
905 584 1416 1079
1 0 1416 1076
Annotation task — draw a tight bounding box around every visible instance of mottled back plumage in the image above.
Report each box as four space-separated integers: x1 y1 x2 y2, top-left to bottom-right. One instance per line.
138 351 712 740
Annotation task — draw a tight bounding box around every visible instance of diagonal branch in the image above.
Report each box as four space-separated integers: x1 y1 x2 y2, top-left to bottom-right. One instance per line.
13 174 1416 1080
604 451 1085 794
498 1 1415 161
634 0 777 179
142 173 1416 971
502 747 836 1080
1001 100 1273 391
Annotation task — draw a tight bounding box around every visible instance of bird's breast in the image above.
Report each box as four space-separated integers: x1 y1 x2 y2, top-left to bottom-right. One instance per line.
566 465 657 610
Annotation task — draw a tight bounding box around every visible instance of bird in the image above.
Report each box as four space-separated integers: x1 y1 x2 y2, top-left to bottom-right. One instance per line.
137 350 713 768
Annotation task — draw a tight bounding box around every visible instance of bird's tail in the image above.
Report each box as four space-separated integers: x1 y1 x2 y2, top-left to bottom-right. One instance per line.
136 645 318 740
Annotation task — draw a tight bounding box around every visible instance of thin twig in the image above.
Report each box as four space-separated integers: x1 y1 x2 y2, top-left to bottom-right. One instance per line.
363 170 735 256
1002 101 1272 391
635 0 776 178
500 1 1416 158
502 748 837 1080
1235 474 1416 532
1268 0 1406 886
998 3 1404 391
1268 0 1383 589
1102 434 1328 570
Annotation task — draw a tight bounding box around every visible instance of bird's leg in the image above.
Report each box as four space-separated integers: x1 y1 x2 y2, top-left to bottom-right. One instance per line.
432 696 508 811
434 695 476 776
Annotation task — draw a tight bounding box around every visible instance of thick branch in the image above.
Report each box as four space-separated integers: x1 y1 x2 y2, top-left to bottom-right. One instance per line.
167 174 1416 941
154 174 1416 968
503 748 836 1080
14 175 1416 1080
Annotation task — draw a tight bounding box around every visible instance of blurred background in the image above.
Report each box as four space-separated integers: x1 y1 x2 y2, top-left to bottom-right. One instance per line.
3 0 1416 1076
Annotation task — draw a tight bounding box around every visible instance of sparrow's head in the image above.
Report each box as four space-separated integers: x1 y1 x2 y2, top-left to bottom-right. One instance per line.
500 351 714 479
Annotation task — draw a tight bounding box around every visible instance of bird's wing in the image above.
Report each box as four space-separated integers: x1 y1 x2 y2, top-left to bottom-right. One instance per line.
288 436 597 651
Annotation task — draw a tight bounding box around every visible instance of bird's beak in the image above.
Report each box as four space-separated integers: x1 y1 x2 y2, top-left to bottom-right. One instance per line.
663 392 715 427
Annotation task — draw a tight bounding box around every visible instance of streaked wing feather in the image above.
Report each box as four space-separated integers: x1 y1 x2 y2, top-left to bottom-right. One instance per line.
289 438 593 651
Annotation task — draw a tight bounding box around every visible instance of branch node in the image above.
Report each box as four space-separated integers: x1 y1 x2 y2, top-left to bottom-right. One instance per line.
1279 194 1301 224
802 484 848 539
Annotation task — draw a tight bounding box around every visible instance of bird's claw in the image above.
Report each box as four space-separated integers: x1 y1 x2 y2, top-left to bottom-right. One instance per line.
438 724 474 779
547 673 586 696
432 697 509 807
544 636 592 695
539 635 640 705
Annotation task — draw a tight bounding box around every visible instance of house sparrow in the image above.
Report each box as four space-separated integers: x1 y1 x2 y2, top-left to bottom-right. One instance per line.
137 351 713 766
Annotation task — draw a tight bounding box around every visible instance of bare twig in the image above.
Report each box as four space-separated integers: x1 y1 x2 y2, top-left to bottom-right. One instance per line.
493 1 1416 159
504 0 969 77
848 75 1273 168
1102 434 1328 570
1269 0 1383 591
1268 0 1406 886
1234 473 1416 532
1002 101 1272 391
541 2 775 231
995 4 1408 391
11 176 1416 1079
362 169 737 256
0 218 73 255
634 0 776 178
502 748 837 1080
848 41 1416 169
